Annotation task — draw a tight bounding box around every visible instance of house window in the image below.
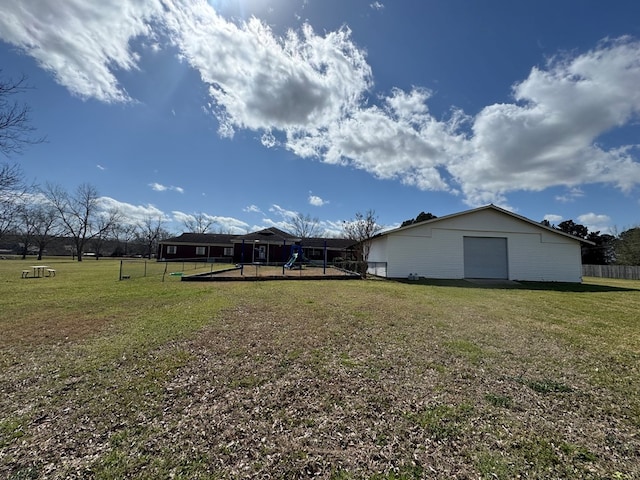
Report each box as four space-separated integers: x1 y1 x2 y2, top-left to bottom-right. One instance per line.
224 247 233 256
195 246 206 256
167 245 177 254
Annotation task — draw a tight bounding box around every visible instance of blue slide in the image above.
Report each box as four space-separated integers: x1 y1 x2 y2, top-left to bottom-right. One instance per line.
284 252 298 269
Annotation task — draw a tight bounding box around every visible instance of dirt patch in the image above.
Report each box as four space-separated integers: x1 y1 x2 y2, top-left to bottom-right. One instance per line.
183 264 360 281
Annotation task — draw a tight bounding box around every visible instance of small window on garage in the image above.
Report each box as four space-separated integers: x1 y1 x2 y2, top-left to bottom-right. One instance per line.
224 247 233 256
195 246 206 256
167 245 177 254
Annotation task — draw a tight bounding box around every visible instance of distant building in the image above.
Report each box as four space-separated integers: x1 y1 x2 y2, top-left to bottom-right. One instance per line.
158 228 355 264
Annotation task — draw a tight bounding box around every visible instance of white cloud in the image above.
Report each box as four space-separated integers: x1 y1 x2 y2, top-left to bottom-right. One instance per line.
4 1 640 206
243 204 263 214
171 210 249 233
555 187 585 203
269 204 297 219
370 2 385 11
149 182 184 193
258 218 294 233
288 88 457 191
96 164 106 171
163 1 372 137
308 194 327 206
577 212 612 233
96 199 249 233
0 0 164 102
171 210 209 225
263 204 299 232
149 182 167 192
97 197 168 224
455 38 640 204
543 214 563 225
321 219 346 238
207 215 250 233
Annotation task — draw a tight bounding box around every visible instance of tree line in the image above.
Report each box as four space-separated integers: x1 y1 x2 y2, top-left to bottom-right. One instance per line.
542 219 640 266
0 181 172 261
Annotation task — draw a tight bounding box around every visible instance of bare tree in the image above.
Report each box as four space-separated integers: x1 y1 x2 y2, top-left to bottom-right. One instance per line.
0 72 43 240
0 163 29 241
88 215 116 259
215 226 237 234
112 223 138 257
30 204 59 261
291 213 323 238
16 202 59 260
137 215 169 259
182 212 214 234
16 203 37 259
43 183 120 261
0 72 44 157
342 209 383 275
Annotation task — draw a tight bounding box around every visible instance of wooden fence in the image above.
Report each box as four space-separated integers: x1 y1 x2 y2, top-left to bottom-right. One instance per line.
583 264 640 280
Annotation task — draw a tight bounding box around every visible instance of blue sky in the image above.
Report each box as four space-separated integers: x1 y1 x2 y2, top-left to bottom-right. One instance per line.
2 0 640 236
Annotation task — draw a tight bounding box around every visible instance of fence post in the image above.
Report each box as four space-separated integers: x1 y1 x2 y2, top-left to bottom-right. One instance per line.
324 240 327 275
241 240 245 276
282 239 286 276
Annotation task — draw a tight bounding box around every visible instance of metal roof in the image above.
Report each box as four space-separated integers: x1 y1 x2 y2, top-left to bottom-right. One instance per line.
159 233 235 245
374 204 595 245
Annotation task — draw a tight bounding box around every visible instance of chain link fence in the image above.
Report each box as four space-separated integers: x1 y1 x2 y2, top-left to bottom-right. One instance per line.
119 258 234 281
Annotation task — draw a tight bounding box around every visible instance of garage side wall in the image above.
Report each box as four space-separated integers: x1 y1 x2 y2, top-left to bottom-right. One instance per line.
367 235 388 265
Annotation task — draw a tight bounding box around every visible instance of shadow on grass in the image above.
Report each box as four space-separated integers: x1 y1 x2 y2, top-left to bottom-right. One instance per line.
394 278 639 292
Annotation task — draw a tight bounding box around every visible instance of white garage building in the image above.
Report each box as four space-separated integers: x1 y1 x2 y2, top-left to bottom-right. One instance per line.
367 205 589 283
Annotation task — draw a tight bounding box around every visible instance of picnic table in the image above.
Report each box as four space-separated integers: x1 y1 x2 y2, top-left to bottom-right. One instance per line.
28 266 56 277
31 265 49 277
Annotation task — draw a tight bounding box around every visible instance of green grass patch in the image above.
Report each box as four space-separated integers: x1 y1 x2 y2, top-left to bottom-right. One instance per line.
522 377 574 394
484 392 513 409
408 403 474 441
445 339 486 364
475 451 514 479
0 416 26 448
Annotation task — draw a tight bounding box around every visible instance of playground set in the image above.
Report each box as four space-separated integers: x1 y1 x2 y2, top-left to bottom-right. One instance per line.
177 241 360 281
283 245 310 269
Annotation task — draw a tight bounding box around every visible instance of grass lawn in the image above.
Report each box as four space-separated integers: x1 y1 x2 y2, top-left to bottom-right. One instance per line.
0 258 639 479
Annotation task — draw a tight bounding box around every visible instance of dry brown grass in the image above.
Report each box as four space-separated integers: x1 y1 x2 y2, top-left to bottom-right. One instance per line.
1 259 639 479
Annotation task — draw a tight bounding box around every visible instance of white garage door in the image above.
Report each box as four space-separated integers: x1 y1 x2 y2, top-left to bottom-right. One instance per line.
463 237 508 279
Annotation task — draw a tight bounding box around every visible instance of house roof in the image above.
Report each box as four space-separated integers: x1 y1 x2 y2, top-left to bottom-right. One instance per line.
161 229 356 250
232 227 300 244
375 204 595 245
160 233 235 245
301 237 356 249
